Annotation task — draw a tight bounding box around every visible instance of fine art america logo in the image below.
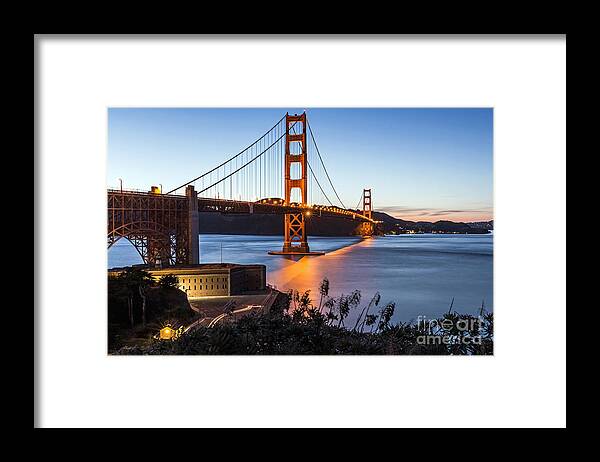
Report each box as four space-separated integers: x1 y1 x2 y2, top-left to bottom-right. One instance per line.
416 315 484 345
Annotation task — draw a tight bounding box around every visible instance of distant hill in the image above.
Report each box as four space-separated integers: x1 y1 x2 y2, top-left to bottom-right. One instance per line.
197 211 492 236
372 212 492 234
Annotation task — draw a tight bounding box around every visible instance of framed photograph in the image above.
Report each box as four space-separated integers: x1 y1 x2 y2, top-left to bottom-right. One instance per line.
106 107 493 356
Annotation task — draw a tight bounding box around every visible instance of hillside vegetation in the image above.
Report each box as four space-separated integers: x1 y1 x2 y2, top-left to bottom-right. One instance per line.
115 278 493 355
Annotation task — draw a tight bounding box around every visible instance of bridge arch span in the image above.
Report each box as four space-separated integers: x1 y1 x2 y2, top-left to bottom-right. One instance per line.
107 186 199 266
108 221 176 266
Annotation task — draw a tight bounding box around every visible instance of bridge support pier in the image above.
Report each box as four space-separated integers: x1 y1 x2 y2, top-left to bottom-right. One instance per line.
357 221 375 237
282 212 310 253
186 185 199 264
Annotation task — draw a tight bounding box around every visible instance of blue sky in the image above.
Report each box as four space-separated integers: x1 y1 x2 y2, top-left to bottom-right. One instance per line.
108 108 493 222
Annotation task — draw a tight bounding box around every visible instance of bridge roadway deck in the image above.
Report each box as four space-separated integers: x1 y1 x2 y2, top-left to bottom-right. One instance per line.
107 189 375 223
198 197 374 222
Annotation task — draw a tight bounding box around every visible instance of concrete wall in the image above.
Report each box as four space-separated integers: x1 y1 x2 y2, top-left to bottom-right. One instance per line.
177 273 229 297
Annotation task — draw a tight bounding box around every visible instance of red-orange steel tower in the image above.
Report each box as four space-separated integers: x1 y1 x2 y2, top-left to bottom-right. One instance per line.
282 112 310 253
363 188 372 220
356 188 375 236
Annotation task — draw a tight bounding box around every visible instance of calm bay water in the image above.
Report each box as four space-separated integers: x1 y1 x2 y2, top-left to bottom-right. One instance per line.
108 233 493 324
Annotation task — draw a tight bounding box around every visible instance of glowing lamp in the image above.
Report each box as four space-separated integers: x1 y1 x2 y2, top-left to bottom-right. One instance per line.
159 326 174 340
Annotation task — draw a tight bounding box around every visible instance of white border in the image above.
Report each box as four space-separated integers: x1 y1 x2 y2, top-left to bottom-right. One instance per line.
36 36 566 428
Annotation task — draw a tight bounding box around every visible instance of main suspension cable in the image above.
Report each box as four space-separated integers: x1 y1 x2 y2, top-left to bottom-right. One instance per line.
290 122 334 206
307 160 334 206
165 114 286 195
197 121 299 195
355 191 364 211
306 119 347 209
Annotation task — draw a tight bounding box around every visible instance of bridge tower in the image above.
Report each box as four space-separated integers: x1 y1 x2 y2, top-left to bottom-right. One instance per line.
357 188 375 236
282 112 310 253
363 188 372 220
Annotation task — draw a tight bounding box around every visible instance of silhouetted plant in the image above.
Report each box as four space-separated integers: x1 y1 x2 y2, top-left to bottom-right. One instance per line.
354 292 381 332
318 277 330 312
377 302 396 332
117 268 154 327
158 274 178 289
365 314 378 332
335 290 361 328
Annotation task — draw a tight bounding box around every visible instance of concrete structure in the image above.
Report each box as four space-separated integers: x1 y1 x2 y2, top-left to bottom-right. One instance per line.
108 263 266 298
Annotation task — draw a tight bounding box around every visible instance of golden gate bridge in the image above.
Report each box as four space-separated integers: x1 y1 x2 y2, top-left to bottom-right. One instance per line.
108 112 378 265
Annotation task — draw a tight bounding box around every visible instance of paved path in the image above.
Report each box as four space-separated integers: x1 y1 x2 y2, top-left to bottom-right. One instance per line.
183 289 279 333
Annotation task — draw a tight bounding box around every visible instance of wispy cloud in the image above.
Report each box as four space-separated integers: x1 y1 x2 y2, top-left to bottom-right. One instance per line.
377 206 433 216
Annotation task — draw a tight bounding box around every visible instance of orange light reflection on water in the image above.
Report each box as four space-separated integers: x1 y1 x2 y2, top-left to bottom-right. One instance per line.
268 237 377 304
